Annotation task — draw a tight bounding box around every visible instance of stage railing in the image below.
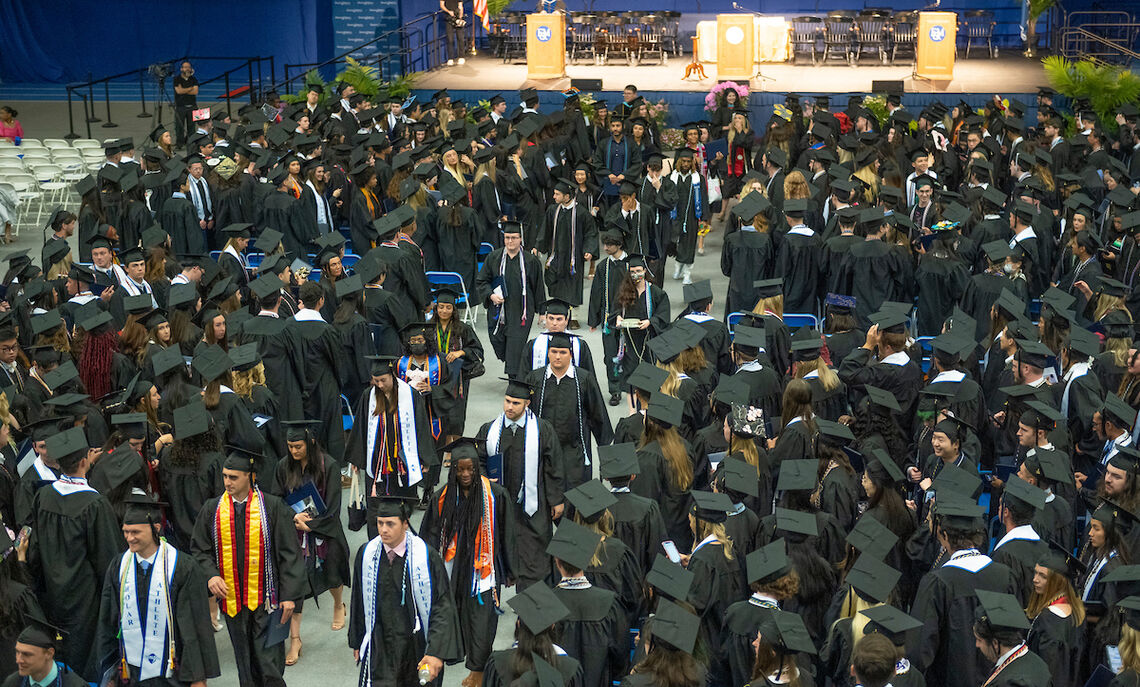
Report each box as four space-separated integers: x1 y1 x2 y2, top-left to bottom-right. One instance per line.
62 56 275 141
1060 25 1140 63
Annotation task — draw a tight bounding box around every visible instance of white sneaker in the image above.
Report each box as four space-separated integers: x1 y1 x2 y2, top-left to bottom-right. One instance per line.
458 57 466 65
682 266 693 285
448 59 455 66
672 263 682 280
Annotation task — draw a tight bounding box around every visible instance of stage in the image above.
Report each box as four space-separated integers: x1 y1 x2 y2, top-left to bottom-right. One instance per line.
414 53 1045 95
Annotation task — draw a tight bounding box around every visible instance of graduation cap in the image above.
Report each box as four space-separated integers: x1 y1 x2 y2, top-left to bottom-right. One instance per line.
1103 393 1137 429
865 448 904 486
712 375 750 407
42 360 78 391
933 491 986 528
868 308 908 334
222 445 262 473
149 346 185 379
17 617 67 651
846 514 899 560
565 479 617 523
860 605 922 645
718 457 760 498
500 376 533 400
1118 596 1140 632
281 419 322 444
598 442 640 480
864 386 901 413
1002 474 1046 512
747 539 791 585
777 459 817 493
975 589 1030 631
46 426 88 466
546 519 602 570
733 191 770 222
249 273 284 300
173 401 211 440
753 278 783 299
30 310 65 338
775 507 819 537
508 581 571 634
762 609 817 656
1013 338 1052 370
646 392 684 428
732 325 766 351
690 490 733 524
647 555 694 601
682 280 714 305
193 345 233 383
649 598 701 654
847 554 900 603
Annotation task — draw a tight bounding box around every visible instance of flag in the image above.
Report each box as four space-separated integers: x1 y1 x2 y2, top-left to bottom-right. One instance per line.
474 0 489 31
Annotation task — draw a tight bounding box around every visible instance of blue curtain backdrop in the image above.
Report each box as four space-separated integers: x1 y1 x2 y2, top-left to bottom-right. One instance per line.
0 0 334 84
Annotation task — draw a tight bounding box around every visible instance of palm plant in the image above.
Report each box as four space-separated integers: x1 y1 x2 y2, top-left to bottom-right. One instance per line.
1042 55 1140 127
1024 0 1055 56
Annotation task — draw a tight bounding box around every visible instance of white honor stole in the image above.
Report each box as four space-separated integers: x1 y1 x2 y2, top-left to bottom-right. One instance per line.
360 533 433 686
119 542 178 680
364 379 422 485
486 410 540 515
531 332 581 369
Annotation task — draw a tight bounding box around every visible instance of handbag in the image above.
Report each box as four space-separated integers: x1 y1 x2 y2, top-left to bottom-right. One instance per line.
706 176 723 204
346 467 367 532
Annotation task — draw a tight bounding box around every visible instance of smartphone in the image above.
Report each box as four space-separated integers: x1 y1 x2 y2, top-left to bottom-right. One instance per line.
662 540 681 564
15 525 31 547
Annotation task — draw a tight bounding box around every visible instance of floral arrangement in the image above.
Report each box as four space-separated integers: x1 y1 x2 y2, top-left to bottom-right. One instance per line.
661 128 685 149
705 81 750 111
862 95 889 127
648 98 670 129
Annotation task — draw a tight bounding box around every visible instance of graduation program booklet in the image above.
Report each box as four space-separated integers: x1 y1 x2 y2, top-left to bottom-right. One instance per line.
486 453 503 483
264 607 290 648
285 482 327 518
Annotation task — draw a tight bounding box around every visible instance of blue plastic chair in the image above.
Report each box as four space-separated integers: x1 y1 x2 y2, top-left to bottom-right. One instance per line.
341 394 354 431
477 242 494 273
308 268 322 282
783 313 820 331
247 252 265 268
341 253 361 268
726 311 749 338
209 250 222 261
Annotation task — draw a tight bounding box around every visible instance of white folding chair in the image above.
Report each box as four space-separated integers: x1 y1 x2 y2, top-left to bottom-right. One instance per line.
42 139 71 149
7 177 41 232
18 140 44 150
0 148 22 160
71 139 101 150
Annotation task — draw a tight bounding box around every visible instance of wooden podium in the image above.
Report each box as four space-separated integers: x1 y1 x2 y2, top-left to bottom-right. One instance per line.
716 14 755 80
527 12 566 80
916 12 957 80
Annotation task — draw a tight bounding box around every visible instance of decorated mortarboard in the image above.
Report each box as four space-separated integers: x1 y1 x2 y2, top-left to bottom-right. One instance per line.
846 514 899 560
690 490 733 524
598 442 640 479
647 555 694 601
775 507 818 537
776 460 817 493
747 539 791 585
718 457 760 498
565 479 618 523
546 519 602 571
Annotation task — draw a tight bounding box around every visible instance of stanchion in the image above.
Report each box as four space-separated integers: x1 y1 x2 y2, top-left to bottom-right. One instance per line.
138 71 152 118
102 82 118 128
86 73 101 123
80 94 93 139
224 73 232 118
64 88 80 140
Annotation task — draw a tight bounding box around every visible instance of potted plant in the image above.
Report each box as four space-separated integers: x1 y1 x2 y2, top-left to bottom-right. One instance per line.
1024 0 1055 57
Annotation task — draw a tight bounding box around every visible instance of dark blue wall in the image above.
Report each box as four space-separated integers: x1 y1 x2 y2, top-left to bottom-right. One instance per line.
0 0 335 84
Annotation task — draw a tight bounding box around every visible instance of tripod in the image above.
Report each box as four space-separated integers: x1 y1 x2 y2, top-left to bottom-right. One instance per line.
154 75 174 127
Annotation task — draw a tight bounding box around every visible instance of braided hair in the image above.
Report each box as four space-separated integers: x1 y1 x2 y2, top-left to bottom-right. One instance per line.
432 453 486 581
79 326 119 401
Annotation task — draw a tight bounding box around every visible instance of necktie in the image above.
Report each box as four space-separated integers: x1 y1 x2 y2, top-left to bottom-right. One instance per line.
387 549 397 563
509 423 517 435
139 560 151 573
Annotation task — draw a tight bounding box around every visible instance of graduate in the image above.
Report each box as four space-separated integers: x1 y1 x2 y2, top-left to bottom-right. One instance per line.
476 221 546 378
95 492 220 686
290 281 346 462
598 442 668 575
775 199 823 315
484 584 583 687
395 321 456 497
547 521 629 687
606 181 660 286
586 231 629 403
420 438 512 687
666 149 705 286
910 494 1018 687
611 256 670 389
344 355 439 512
838 310 924 435
972 590 1054 687
26 427 123 682
679 279 734 376
520 299 597 376
524 332 613 490
2 619 87 687
189 448 307 687
271 420 352 666
538 179 597 310
348 497 462 687
230 274 307 423
620 599 704 687
723 539 799 687
1026 542 1086 687
990 475 1048 605
475 377 564 591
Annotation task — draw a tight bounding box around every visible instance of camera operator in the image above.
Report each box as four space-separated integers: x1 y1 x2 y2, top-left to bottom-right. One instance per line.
172 61 198 147
439 0 466 66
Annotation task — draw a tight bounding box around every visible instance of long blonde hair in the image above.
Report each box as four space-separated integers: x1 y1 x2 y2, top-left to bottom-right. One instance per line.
693 518 734 560
574 510 615 567
753 295 784 318
783 170 810 201
730 435 760 468
1026 568 1085 626
794 358 841 392
837 587 881 648
854 166 879 204
231 363 266 400
1122 625 1140 673
639 419 693 491
1094 297 1131 323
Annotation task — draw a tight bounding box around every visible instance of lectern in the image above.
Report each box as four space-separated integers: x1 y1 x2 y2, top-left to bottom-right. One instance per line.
716 14 755 80
527 12 566 80
916 12 957 80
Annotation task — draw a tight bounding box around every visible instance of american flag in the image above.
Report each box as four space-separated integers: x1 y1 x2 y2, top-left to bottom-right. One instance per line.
474 0 489 31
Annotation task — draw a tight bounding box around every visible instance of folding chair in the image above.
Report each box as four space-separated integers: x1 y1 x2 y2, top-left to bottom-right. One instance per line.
341 253 361 269
341 394 354 431
727 311 749 338
426 271 476 325
783 313 820 331
477 242 494 273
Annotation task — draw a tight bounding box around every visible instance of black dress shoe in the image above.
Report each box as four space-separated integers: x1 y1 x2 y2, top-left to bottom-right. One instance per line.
608 392 622 406
569 319 581 330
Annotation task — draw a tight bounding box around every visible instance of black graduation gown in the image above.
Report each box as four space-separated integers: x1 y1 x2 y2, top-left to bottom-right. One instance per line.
289 318 346 462
667 172 703 266
839 349 924 436
539 201 597 307
272 456 352 597
119 199 152 253
609 488 668 575
755 509 847 565
434 205 481 296
261 192 303 253
982 649 1054 687
525 366 614 490
991 533 1049 606
476 248 546 378
472 175 504 245
0 579 43 679
820 615 861 687
363 286 403 355
214 184 244 232
614 284 671 387
207 391 267 460
1027 607 1084 687
721 229 777 317
910 553 1018 687
776 227 824 314
483 651 583 687
914 257 970 336
724 597 780 687
344 386 439 505
835 240 907 327
631 440 695 552
688 540 747 687
768 420 816 475
217 250 250 290
552 584 629 687
434 320 484 436
347 538 463 686
231 314 306 422
96 547 221 685
520 332 596 376
159 196 203 258
818 465 860 533
349 191 380 256
960 271 1019 340
334 313 374 406
476 415 564 588
27 479 124 681
155 448 216 552
190 491 308 687
420 480 513 671
724 505 761 563
584 536 645 632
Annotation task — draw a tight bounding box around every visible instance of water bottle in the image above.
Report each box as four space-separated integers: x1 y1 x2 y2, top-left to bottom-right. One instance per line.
418 662 431 685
